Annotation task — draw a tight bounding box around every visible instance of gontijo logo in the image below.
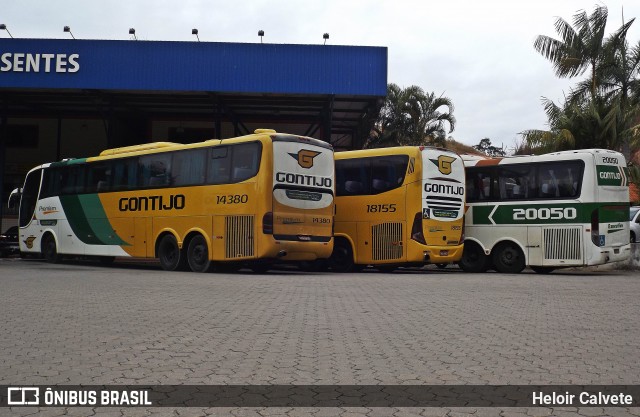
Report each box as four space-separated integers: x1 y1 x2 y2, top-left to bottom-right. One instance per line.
24 236 36 249
289 149 321 169
430 155 457 175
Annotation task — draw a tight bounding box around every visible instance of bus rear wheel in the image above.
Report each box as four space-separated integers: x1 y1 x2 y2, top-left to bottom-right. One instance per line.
459 241 489 273
328 239 354 273
492 242 526 274
187 235 211 273
158 234 185 271
42 234 62 263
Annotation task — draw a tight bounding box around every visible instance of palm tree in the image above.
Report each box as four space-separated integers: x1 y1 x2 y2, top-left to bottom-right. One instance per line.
366 84 456 148
530 5 640 156
521 94 626 152
534 5 612 100
521 97 578 153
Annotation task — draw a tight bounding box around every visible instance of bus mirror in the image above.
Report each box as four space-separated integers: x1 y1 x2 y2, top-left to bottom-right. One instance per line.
7 188 21 210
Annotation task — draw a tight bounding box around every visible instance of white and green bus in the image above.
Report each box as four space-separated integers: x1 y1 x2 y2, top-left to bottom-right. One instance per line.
460 149 631 274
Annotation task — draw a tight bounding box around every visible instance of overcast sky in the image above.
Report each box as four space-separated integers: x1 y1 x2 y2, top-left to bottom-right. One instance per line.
3 0 640 151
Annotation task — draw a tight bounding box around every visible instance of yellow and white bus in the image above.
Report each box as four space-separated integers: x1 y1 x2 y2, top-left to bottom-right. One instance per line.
461 149 631 274
330 146 465 272
8 129 335 272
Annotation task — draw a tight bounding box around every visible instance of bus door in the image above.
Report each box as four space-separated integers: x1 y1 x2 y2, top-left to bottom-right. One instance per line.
272 141 334 242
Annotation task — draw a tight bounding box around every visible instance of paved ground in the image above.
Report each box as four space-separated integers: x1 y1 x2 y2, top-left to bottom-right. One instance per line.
0 258 639 416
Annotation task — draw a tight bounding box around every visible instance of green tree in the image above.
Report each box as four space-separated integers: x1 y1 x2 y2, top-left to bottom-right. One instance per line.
534 5 616 100
527 5 640 155
366 83 456 148
473 138 506 157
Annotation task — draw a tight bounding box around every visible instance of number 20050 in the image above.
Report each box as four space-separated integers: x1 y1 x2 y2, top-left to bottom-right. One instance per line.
512 207 577 220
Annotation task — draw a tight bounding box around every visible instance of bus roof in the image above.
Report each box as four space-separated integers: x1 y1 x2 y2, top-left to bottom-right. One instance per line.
335 145 458 160
462 148 626 166
33 130 331 167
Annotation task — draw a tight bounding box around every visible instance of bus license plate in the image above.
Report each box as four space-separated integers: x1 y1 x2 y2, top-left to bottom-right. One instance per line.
440 250 449 256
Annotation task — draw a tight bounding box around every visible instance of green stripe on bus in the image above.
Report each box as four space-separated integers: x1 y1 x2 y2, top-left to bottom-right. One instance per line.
50 158 87 168
59 194 130 246
471 202 628 225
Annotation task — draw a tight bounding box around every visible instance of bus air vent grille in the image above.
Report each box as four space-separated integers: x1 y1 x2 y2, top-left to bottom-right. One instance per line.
543 226 582 261
371 222 403 261
225 215 255 258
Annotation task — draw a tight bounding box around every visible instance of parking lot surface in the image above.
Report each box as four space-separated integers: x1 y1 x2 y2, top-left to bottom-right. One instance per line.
0 258 639 416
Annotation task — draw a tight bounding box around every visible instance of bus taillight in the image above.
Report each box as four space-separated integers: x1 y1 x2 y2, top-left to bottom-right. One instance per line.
263 212 273 235
411 212 426 244
590 209 600 246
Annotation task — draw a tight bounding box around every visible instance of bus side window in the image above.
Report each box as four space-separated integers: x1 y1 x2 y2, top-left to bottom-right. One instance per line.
336 159 370 196
370 155 408 194
207 146 230 184
139 154 172 188
86 163 112 193
467 170 492 202
61 166 86 194
173 149 207 186
40 168 61 198
498 166 532 200
231 142 261 182
112 158 138 191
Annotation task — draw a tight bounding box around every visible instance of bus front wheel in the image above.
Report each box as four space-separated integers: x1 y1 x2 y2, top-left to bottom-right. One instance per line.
492 242 526 274
459 241 489 273
42 234 62 263
158 234 185 271
329 239 355 273
187 235 211 273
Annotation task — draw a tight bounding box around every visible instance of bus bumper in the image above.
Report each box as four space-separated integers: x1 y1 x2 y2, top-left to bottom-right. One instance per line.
265 239 333 261
407 242 464 264
589 244 632 265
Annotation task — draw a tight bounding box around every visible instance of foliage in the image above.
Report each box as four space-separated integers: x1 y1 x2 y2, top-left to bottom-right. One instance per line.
472 138 506 157
365 83 456 148
525 4 640 167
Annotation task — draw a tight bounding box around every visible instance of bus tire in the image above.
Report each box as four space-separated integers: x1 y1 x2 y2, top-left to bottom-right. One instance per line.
631 232 636 244
492 242 526 274
187 235 211 273
459 241 489 273
328 238 354 273
531 266 555 274
158 234 185 271
42 233 62 264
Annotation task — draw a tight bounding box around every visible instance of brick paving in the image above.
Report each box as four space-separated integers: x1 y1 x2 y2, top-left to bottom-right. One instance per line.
0 258 639 416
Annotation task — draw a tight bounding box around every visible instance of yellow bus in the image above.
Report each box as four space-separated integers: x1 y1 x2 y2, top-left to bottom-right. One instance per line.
8 129 335 272
329 146 465 272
